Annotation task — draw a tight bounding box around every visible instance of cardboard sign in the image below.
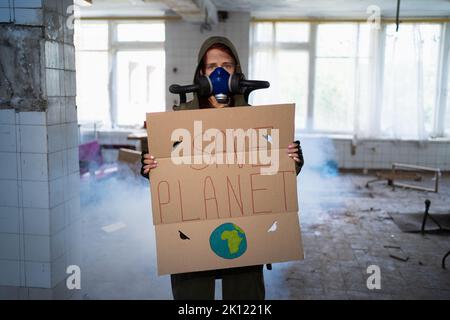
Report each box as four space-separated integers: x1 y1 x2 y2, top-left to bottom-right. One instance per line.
118 148 141 164
146 104 304 275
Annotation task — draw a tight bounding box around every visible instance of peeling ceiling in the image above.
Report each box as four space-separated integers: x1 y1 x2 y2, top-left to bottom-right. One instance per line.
212 0 450 18
80 0 450 19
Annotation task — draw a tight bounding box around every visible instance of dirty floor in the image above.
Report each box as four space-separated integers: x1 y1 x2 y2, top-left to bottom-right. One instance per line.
77 169 450 300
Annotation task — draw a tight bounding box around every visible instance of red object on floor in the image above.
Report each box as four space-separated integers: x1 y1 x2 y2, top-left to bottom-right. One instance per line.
78 140 118 180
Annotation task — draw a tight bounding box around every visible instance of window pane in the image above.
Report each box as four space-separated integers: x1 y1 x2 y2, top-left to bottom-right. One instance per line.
420 24 441 133
116 50 165 126
382 24 441 137
76 51 110 125
357 23 372 58
253 22 273 43
276 22 309 42
250 49 309 130
446 51 450 136
317 23 357 57
314 23 357 132
116 22 165 42
74 20 108 50
314 58 355 132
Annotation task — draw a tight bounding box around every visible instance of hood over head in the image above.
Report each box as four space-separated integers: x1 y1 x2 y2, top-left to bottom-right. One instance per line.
194 36 244 81
175 36 248 110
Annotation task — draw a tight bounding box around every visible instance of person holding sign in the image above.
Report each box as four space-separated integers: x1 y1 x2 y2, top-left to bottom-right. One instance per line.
141 36 304 300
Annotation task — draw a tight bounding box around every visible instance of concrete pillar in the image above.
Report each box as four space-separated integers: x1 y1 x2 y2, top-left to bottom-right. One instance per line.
0 0 81 299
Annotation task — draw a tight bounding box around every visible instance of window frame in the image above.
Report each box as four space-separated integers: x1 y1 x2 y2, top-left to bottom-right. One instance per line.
110 20 165 128
313 22 363 134
249 21 311 131
434 23 450 137
74 19 110 127
75 19 166 129
250 20 450 139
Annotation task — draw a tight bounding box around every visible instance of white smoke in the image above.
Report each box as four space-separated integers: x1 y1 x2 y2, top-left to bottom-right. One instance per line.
77 137 340 299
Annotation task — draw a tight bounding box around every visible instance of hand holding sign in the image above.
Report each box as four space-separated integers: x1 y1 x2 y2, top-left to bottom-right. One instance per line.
141 153 158 176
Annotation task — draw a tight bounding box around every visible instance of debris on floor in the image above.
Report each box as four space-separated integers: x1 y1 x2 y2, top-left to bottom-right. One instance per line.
384 245 410 262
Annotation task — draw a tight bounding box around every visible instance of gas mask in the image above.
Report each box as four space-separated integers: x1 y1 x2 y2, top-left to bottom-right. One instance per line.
169 71 270 105
207 67 231 104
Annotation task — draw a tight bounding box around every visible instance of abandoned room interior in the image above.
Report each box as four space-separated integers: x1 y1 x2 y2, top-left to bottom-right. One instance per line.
0 0 450 301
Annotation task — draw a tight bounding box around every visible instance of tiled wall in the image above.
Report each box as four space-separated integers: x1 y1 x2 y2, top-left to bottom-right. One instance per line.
0 0 44 25
165 12 251 109
332 138 450 171
0 0 80 298
298 136 450 171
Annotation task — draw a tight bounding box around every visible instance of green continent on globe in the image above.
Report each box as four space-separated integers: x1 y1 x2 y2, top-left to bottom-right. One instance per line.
209 222 247 259
221 230 243 254
233 224 244 234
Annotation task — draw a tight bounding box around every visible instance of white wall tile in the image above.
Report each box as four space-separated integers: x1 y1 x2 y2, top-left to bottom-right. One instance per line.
14 8 43 25
64 97 77 123
67 147 79 174
44 40 59 69
64 14 74 44
14 0 43 8
60 97 66 125
19 125 48 153
19 112 46 126
45 68 60 97
289 138 445 170
0 152 17 179
0 109 15 125
21 152 48 181
49 177 64 207
25 261 51 288
51 229 66 260
0 207 19 233
22 180 49 209
58 42 65 69
0 7 11 23
64 44 75 71
48 124 66 152
383 162 392 169
24 235 50 261
0 125 16 152
66 122 78 148
0 233 20 260
48 150 64 179
0 260 21 286
0 180 18 207
50 203 66 234
59 69 65 96
64 70 76 97
24 208 50 236
46 97 61 125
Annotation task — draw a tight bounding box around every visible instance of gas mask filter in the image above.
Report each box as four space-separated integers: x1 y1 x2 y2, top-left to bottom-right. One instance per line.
207 67 231 104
